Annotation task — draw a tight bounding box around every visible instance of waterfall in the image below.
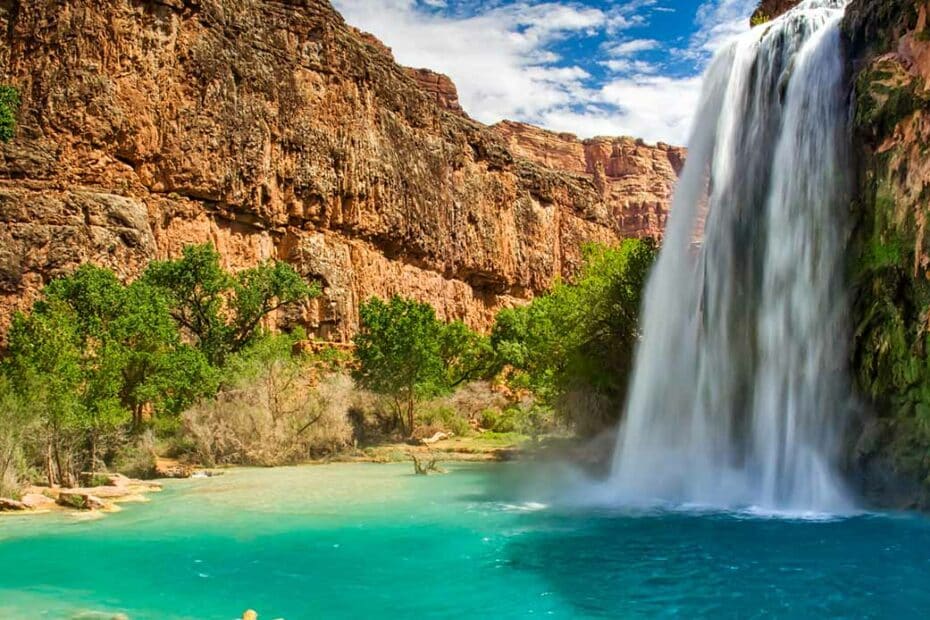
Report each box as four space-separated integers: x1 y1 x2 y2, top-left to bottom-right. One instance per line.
608 0 853 512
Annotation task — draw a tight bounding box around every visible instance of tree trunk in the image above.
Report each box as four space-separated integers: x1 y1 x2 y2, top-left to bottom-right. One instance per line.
406 397 416 440
45 441 56 487
89 430 98 474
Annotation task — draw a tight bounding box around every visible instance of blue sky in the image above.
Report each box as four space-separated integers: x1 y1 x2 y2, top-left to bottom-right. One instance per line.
332 0 758 144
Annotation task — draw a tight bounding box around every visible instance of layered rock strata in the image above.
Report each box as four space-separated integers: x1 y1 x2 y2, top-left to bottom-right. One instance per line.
0 0 682 342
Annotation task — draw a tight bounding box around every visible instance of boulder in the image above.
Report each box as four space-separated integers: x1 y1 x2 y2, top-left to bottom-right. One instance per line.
0 497 26 511
57 492 107 511
20 493 56 510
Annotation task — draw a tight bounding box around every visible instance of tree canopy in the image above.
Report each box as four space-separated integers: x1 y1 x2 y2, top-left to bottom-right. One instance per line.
491 238 656 434
352 296 493 437
143 244 319 365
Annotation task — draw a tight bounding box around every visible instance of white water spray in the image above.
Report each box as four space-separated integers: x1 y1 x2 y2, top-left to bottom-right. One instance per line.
608 0 853 512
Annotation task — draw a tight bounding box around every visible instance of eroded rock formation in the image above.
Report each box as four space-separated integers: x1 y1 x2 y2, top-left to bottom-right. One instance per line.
493 121 684 239
0 0 681 342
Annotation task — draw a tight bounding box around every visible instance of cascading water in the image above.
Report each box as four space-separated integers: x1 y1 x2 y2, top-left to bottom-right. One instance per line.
608 0 853 512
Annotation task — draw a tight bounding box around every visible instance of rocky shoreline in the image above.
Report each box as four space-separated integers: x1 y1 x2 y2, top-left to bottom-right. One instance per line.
0 472 164 517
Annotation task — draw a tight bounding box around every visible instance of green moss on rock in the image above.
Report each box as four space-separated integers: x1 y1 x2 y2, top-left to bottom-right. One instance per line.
850 57 930 500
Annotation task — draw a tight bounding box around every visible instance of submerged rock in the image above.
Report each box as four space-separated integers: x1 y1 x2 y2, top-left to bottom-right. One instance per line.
71 612 129 620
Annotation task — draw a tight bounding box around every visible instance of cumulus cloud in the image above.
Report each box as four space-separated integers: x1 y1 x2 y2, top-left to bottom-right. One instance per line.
331 0 756 145
606 38 661 55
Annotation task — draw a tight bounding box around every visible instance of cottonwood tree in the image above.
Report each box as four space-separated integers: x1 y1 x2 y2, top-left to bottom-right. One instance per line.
352 296 493 438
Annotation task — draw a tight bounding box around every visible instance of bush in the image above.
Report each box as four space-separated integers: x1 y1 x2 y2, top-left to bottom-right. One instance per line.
182 360 355 466
478 403 554 438
111 432 158 479
445 381 509 420
0 376 37 497
417 405 470 437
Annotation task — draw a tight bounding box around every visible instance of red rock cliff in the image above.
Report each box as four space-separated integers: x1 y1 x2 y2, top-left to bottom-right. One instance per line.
0 0 682 341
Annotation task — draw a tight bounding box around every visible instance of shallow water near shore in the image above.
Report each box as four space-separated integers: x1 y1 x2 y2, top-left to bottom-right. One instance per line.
1 462 929 619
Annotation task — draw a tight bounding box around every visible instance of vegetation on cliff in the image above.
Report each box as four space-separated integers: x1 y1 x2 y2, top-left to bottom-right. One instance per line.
845 0 930 504
0 85 18 142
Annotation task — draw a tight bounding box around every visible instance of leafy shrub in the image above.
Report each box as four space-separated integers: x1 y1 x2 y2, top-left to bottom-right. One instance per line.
750 11 770 27
110 433 158 479
417 405 470 437
479 404 554 438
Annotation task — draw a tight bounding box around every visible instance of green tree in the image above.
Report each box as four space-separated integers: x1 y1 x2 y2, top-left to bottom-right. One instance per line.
353 296 492 437
110 280 216 429
491 239 656 433
3 264 218 483
353 297 445 437
42 265 214 430
439 320 496 389
0 85 19 143
144 244 319 365
4 301 85 486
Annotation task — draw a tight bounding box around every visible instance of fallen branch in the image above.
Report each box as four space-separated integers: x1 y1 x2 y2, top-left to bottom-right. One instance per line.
409 451 446 475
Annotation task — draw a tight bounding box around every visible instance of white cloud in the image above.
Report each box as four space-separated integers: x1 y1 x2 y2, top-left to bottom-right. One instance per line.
600 59 658 74
691 0 757 55
331 0 755 145
606 38 661 55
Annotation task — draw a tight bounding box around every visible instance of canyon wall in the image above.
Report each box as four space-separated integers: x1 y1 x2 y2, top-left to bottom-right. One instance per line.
0 0 682 342
842 0 930 508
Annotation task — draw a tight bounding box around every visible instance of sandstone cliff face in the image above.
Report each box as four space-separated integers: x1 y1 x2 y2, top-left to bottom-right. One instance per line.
842 0 930 508
0 0 681 342
493 121 684 239
404 68 464 115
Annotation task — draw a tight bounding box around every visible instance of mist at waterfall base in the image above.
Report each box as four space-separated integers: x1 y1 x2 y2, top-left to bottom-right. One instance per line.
597 0 856 514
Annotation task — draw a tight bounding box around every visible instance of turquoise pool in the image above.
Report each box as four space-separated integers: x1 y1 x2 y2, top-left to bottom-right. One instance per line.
0 462 928 618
